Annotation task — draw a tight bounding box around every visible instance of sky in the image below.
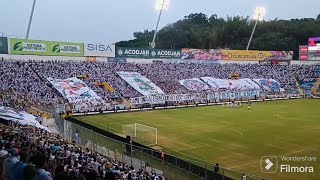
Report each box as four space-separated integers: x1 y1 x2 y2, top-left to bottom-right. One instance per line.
0 0 319 44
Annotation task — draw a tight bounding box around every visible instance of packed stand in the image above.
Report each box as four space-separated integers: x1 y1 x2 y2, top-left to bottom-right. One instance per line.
295 65 319 83
29 61 142 99
0 60 65 110
0 122 167 180
1 58 319 111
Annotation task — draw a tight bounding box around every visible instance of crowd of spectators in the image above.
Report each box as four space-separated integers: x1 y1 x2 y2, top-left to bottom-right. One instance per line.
0 59 319 110
0 122 167 180
0 59 319 180
0 60 65 110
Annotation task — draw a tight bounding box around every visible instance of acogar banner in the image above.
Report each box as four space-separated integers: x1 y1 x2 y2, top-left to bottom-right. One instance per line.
116 47 181 59
9 38 84 56
116 47 150 58
150 49 181 58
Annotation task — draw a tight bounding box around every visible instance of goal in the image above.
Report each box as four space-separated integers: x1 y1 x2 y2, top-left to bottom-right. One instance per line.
122 123 158 146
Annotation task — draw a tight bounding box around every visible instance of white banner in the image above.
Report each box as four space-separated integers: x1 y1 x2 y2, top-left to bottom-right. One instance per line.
253 79 281 91
85 43 115 57
201 77 260 90
117 71 164 96
129 90 260 105
47 77 104 104
179 78 209 91
0 106 50 132
308 46 320 51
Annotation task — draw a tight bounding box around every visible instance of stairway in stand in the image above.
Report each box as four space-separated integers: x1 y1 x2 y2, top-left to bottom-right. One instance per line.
293 76 304 96
311 77 320 96
120 97 132 109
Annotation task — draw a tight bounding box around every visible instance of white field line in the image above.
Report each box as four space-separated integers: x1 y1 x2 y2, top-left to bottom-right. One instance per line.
85 121 124 134
157 131 204 147
176 145 203 152
170 148 212 164
227 128 243 137
276 113 298 120
86 121 210 163
88 121 209 150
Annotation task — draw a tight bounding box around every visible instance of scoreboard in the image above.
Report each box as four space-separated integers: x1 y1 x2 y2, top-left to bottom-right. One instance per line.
308 37 320 46
299 37 320 61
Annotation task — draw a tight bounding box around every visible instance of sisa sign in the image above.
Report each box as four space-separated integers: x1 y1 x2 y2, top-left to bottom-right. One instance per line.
85 43 115 57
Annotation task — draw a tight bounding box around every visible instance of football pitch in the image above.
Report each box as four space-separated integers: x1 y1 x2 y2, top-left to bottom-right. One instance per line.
76 99 320 180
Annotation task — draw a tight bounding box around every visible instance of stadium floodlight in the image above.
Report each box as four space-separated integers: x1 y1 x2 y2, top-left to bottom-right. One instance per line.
150 0 170 49
26 0 37 39
155 0 170 11
246 7 266 50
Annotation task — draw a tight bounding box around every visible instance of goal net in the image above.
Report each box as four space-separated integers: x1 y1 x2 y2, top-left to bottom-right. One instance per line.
122 123 158 146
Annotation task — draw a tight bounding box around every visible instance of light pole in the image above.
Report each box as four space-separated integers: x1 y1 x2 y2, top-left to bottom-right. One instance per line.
150 0 170 49
26 0 37 39
246 7 266 50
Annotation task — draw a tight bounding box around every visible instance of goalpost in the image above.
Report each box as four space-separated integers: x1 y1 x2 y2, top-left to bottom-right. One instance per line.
122 123 158 146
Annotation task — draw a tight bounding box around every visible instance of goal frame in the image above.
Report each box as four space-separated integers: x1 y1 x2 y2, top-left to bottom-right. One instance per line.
123 123 158 145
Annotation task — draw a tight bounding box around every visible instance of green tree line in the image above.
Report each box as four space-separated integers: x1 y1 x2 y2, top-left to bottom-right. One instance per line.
116 13 320 59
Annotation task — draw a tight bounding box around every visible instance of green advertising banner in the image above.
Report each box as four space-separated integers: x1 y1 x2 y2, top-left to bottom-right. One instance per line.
116 47 150 58
150 49 181 58
0 37 8 54
9 38 84 57
116 47 181 59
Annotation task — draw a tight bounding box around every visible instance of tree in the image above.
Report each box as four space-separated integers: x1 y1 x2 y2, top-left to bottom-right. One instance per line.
116 12 320 59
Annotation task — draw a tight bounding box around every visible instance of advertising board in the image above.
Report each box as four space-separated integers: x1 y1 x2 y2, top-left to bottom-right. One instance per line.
308 37 320 46
84 43 115 57
0 37 8 54
9 38 84 56
116 47 180 59
181 49 293 61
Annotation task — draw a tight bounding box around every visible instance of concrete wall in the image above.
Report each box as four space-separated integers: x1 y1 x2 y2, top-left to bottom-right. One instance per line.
0 54 86 62
291 60 320 65
1 54 319 65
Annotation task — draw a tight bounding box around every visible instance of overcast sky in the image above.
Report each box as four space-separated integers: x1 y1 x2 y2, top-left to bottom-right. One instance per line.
1 0 319 44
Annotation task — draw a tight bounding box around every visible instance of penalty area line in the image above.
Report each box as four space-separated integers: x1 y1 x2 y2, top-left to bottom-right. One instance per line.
275 113 298 120
227 129 243 137
176 145 203 153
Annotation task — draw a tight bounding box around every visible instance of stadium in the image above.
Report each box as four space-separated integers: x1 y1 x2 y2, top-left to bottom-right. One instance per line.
1 1 320 180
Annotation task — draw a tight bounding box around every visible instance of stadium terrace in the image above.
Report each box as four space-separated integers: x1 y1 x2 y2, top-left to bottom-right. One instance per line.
0 30 320 180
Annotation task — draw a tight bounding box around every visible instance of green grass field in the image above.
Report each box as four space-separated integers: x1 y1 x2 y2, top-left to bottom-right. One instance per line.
76 99 320 180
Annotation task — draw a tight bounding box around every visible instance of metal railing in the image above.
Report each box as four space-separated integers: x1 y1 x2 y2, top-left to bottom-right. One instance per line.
54 110 267 180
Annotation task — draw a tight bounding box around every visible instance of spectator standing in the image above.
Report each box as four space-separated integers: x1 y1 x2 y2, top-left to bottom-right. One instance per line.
213 163 220 180
14 151 29 180
31 154 53 180
4 148 19 180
